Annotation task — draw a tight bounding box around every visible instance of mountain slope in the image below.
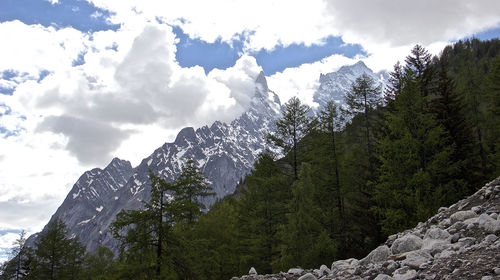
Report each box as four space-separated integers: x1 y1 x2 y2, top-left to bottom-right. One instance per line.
314 61 388 109
234 177 500 280
27 62 381 254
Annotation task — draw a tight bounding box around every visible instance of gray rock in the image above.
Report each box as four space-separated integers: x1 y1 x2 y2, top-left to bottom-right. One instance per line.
478 213 500 234
319 264 330 276
451 233 460 243
483 234 498 244
458 237 476 247
481 276 493 280
450 210 477 224
401 250 432 269
424 227 450 240
331 258 358 272
298 273 317 280
360 245 391 265
374 274 394 280
393 267 417 280
471 206 482 213
494 267 500 275
490 213 498 220
391 234 423 254
288 268 304 275
249 267 257 275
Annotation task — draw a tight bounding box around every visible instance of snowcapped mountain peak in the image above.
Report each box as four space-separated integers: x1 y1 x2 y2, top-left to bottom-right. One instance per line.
315 61 388 108
29 61 380 255
255 70 269 91
174 127 197 145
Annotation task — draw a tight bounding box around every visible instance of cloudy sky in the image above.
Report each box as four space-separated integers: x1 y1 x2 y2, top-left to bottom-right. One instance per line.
1 0 499 262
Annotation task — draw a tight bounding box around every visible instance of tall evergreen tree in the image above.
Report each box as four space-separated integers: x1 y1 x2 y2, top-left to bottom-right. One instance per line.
236 153 289 273
344 74 381 177
29 218 85 280
174 159 215 225
267 96 313 180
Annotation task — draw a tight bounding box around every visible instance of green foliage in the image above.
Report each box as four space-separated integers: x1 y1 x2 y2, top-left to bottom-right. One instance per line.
28 218 85 280
267 96 313 179
18 39 500 280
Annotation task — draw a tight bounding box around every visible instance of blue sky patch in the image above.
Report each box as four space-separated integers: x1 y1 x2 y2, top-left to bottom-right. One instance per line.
173 26 365 75
0 0 119 32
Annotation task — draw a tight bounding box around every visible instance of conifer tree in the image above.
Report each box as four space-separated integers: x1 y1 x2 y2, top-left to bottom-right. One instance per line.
29 218 85 280
267 96 312 180
174 159 215 224
344 74 381 176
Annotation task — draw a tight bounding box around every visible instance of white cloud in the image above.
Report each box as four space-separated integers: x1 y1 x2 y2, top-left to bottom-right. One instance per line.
1 0 500 242
268 54 358 106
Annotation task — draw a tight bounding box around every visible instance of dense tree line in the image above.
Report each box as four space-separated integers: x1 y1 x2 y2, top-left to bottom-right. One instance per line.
2 39 499 279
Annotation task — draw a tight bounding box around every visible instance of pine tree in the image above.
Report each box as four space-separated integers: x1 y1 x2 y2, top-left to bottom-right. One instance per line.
267 96 313 180
317 101 345 240
344 74 381 177
280 163 334 269
29 218 85 280
237 153 290 274
174 159 215 225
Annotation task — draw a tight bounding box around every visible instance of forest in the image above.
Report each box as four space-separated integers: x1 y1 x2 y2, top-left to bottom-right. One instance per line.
1 38 500 280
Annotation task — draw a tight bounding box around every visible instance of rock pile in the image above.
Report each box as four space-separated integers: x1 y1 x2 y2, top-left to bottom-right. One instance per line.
232 177 500 280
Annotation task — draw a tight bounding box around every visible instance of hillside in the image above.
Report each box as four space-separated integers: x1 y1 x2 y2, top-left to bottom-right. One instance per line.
233 177 500 280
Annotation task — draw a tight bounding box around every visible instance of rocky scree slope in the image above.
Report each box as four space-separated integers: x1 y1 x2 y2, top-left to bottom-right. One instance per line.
233 177 500 280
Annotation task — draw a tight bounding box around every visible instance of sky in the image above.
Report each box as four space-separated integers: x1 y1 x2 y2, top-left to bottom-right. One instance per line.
1 0 500 262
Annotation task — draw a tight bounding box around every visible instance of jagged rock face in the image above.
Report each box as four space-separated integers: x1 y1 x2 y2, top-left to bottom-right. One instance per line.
28 62 385 254
26 158 133 250
313 61 388 109
233 177 500 280
27 72 281 253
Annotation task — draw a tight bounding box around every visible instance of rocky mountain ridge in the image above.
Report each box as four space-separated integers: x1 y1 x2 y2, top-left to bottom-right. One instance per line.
26 61 382 254
313 61 388 109
233 177 500 280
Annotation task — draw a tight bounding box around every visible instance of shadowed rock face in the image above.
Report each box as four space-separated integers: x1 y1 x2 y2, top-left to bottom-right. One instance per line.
233 177 500 280
27 62 384 255
26 72 281 254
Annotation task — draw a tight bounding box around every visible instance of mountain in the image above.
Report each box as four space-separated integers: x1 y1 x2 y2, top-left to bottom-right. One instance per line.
27 62 382 254
27 71 281 253
234 176 500 280
313 61 389 109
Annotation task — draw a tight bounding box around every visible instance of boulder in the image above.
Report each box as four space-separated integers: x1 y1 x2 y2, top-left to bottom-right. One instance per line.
249 267 257 275
288 268 304 275
374 274 394 280
393 267 417 280
450 210 477 224
319 264 330 275
401 250 432 269
331 258 358 272
298 273 317 280
478 213 500 234
391 234 423 254
360 245 391 265
424 227 450 240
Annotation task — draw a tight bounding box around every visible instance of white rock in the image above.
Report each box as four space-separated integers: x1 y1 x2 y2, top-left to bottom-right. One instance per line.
450 210 477 224
402 250 432 269
424 227 450 240
319 264 330 275
391 234 423 254
478 213 500 234
360 245 391 265
298 273 317 280
374 274 394 280
393 267 417 280
249 267 257 275
288 268 304 275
